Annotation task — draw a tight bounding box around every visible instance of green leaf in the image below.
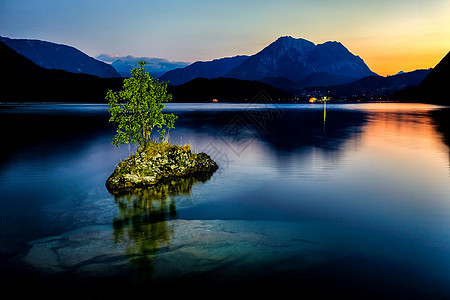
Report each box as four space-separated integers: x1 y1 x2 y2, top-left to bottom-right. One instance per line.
106 60 178 149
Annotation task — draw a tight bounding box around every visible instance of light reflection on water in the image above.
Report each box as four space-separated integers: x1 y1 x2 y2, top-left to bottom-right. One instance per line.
0 103 449 298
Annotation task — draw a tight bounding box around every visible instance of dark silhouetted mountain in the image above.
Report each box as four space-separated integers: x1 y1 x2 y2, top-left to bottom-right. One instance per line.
226 36 376 82
1 40 43 75
168 77 292 102
261 77 298 91
431 108 450 149
304 69 431 98
0 36 121 78
297 72 356 89
261 72 356 93
97 55 189 78
160 56 249 86
0 41 123 102
393 52 449 104
414 52 450 104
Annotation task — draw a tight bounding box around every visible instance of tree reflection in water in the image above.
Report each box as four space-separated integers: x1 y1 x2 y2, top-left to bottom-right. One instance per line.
112 172 215 278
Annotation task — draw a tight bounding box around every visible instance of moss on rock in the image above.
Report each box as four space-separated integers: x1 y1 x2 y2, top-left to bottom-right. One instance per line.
106 142 218 194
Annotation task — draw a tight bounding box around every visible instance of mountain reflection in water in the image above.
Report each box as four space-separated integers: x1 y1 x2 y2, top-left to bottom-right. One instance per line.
173 106 368 153
431 107 450 173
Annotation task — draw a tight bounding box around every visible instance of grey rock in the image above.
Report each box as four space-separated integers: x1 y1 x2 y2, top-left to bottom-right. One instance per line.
106 145 218 194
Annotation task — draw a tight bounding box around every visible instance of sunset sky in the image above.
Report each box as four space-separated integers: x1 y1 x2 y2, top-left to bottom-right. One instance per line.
1 0 449 76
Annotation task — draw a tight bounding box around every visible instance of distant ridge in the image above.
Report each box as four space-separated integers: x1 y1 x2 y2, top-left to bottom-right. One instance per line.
160 56 249 86
297 72 357 89
304 69 431 98
0 36 121 78
168 77 291 102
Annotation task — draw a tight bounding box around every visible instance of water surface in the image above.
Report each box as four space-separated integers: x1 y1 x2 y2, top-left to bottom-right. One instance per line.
0 103 449 299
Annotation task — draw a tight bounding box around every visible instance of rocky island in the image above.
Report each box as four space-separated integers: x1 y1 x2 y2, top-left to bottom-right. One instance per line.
106 143 218 194
104 61 218 194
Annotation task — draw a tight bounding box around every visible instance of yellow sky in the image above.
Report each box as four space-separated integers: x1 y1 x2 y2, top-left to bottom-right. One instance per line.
340 1 450 75
351 27 450 76
252 1 450 76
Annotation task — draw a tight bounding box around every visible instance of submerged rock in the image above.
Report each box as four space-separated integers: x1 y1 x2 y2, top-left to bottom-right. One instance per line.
106 143 218 194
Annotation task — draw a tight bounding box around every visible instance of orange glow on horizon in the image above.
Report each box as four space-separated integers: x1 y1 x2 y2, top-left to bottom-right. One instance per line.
363 51 446 76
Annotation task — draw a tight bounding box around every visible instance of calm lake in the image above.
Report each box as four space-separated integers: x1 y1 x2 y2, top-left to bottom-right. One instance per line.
0 102 449 299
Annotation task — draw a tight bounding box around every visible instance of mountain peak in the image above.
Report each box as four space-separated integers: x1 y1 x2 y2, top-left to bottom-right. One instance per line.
275 36 312 43
314 41 351 55
267 36 316 54
321 41 342 45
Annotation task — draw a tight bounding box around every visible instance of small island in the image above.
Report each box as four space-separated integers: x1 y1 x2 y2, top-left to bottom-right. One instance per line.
106 142 218 194
105 61 218 194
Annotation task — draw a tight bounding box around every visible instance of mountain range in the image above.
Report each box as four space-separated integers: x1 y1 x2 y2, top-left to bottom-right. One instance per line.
1 35 447 104
161 36 376 87
0 35 377 91
168 77 291 102
0 36 121 78
0 41 288 103
96 54 190 78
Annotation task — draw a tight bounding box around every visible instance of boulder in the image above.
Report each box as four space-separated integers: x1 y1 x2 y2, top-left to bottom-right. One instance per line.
106 144 218 194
